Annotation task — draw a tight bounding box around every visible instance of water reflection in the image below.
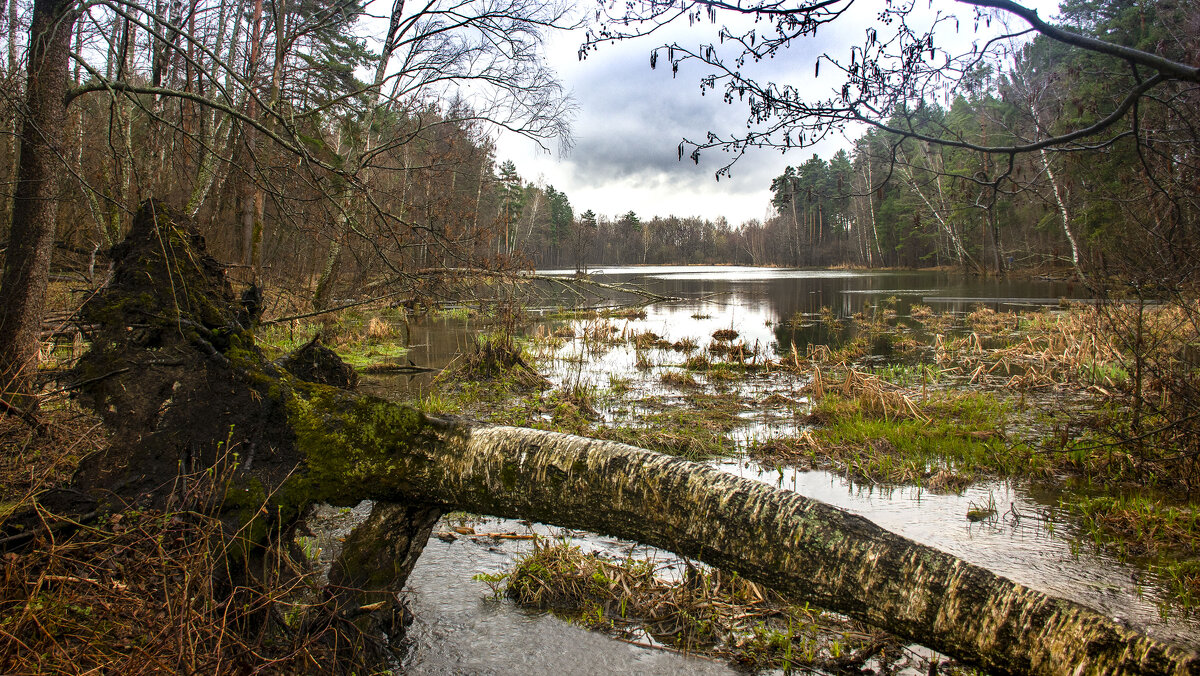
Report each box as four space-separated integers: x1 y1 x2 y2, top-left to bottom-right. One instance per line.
401 518 737 675
398 462 1200 675
375 267 1087 382
538 267 1087 359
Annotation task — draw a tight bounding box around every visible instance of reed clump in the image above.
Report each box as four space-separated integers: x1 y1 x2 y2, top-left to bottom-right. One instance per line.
441 331 548 389
484 540 899 672
660 370 699 389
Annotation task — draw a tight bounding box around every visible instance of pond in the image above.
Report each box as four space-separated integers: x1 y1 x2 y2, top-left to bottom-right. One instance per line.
351 267 1198 673
384 267 1087 395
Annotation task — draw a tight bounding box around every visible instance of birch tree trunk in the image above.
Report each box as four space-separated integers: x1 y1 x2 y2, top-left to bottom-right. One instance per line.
1031 95 1085 282
1040 150 1083 278
392 425 1195 676
897 147 977 272
860 157 881 266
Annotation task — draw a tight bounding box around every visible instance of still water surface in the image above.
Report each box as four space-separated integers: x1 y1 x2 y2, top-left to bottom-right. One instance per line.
392 267 1086 390
362 267 1198 673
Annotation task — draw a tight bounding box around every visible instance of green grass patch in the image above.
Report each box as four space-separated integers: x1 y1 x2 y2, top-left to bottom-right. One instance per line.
778 390 1042 484
1061 492 1200 610
332 342 410 369
870 363 944 388
1077 360 1130 387
1064 493 1200 558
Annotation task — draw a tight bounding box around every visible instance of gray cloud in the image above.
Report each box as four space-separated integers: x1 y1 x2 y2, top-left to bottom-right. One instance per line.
496 20 868 223
556 43 791 197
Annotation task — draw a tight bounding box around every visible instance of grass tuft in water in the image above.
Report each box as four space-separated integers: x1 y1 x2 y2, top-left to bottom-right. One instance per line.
484 539 901 672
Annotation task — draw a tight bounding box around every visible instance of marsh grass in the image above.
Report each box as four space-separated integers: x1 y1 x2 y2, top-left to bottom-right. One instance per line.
745 362 1036 485
439 331 548 389
430 299 1200 607
549 306 647 321
1067 494 1200 558
809 392 1038 482
483 540 898 672
1064 493 1200 611
256 310 411 370
660 370 700 389
671 337 699 352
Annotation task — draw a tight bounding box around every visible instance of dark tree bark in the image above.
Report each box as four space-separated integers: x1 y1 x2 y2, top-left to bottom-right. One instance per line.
71 202 1200 676
0 0 79 408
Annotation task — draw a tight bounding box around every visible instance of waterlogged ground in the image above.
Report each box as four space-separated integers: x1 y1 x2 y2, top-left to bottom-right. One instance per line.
401 517 739 675
343 267 1200 671
720 464 1200 647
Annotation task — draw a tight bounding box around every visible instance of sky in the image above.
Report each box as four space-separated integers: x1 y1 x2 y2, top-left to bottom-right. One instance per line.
490 0 1060 226
493 10 852 226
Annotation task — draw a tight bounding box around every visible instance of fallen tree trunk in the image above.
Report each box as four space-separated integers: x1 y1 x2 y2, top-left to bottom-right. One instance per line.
295 408 1199 676
69 201 1198 676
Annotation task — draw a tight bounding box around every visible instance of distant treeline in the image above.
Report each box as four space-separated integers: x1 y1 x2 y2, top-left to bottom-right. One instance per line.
519 0 1196 277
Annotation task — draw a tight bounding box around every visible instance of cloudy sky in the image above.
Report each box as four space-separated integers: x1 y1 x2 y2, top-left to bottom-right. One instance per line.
493 14 849 226
492 0 1056 226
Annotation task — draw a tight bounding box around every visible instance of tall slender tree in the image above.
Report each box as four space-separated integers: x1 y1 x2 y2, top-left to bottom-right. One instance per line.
0 0 79 407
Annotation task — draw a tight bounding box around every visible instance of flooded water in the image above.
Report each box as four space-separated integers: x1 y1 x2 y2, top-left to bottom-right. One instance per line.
718 462 1200 647
401 518 737 675
347 267 1200 672
381 266 1086 396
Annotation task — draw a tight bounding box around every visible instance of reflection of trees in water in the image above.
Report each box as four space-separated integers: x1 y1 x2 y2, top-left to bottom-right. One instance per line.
399 269 1090 366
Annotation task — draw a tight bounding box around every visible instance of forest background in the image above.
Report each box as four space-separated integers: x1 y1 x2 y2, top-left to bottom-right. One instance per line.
0 0 1194 411
0 0 1197 669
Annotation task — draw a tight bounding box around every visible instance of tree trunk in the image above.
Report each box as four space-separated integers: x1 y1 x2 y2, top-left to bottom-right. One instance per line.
71 202 1200 676
1039 147 1085 281
989 199 1004 274
380 425 1193 676
897 147 977 273
0 0 78 407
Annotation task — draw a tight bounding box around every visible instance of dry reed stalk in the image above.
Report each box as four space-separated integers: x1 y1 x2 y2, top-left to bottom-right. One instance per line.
363 316 393 342
807 343 832 363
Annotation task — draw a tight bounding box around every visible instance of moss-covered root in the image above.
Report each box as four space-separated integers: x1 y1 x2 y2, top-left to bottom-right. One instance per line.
295 417 1198 676
326 500 441 643
329 501 441 605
